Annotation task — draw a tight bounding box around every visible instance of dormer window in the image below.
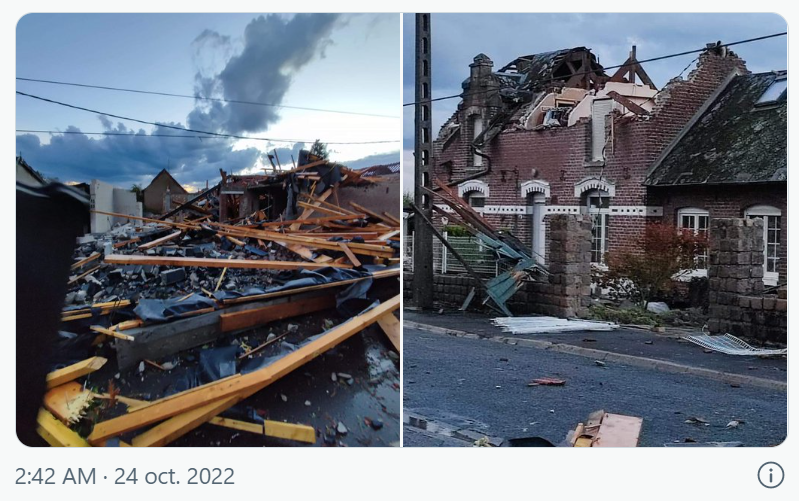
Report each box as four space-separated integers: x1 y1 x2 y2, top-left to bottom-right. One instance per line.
756 77 786 105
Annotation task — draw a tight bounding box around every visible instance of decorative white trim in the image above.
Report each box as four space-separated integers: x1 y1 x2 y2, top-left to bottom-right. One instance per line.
520 180 550 198
608 206 663 216
544 205 581 214
745 204 781 217
434 204 662 217
457 179 490 199
574 176 616 198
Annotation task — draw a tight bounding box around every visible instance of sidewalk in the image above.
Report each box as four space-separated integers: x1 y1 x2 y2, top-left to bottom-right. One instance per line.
403 310 786 389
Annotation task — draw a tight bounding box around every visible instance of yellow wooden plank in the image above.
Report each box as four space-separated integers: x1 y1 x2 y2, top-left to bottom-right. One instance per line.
104 254 350 270
90 325 134 341
130 397 239 447
46 356 107 390
209 416 262 434
263 420 316 444
376 312 401 353
36 409 91 447
138 230 182 250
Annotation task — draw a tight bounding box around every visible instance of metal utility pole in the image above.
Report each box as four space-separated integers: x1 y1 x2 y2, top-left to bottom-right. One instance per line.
412 13 434 309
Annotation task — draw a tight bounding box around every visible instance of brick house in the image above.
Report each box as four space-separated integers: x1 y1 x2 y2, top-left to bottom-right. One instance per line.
645 70 787 285
142 168 189 214
430 43 785 287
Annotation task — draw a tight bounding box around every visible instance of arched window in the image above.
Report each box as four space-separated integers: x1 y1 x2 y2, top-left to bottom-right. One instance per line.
458 180 488 209
463 190 485 208
678 207 709 272
584 189 610 264
745 205 782 285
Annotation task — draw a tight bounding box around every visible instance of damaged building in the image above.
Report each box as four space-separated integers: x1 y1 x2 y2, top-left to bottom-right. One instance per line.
409 42 785 339
18 151 401 447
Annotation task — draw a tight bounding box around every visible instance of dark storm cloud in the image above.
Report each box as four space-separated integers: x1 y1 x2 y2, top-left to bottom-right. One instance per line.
402 13 787 151
188 13 342 135
16 118 264 188
17 14 349 188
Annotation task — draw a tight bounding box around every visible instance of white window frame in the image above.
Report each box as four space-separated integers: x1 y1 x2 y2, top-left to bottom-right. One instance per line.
585 189 610 265
745 205 781 285
677 207 709 279
463 190 486 209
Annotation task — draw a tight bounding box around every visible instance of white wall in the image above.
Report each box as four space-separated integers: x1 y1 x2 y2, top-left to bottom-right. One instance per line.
90 180 143 233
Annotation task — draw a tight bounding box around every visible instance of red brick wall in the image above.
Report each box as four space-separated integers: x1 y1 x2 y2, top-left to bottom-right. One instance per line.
651 183 788 280
432 49 750 259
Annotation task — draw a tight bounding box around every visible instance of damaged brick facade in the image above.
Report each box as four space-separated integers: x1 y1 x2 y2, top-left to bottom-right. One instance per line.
432 47 750 265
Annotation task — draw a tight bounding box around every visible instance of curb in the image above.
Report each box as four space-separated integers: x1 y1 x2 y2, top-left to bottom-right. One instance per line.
404 320 787 392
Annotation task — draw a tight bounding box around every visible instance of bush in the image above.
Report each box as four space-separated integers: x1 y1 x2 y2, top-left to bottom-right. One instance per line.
595 222 706 307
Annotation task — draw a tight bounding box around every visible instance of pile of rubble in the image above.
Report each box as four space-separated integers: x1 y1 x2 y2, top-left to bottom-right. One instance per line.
38 157 401 447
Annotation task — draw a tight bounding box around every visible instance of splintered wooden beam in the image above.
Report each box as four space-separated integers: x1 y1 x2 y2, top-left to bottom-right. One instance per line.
221 268 399 305
382 212 401 226
71 252 101 270
297 201 350 217
46 356 108 390
67 265 101 285
290 188 332 230
259 214 366 228
36 409 91 447
219 295 335 333
104 254 350 270
131 397 239 447
138 231 183 250
90 325 134 341
376 312 401 353
349 201 391 226
209 417 316 444
88 295 400 445
337 242 362 268
91 210 195 230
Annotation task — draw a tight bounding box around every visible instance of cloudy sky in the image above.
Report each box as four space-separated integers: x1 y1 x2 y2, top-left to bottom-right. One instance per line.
16 13 400 190
401 13 787 193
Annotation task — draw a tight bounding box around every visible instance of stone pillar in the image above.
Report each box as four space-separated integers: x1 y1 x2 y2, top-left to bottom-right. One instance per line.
707 218 764 334
546 214 592 318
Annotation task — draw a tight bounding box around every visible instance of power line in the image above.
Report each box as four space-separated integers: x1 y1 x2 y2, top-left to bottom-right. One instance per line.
16 77 399 119
15 91 398 145
402 32 787 107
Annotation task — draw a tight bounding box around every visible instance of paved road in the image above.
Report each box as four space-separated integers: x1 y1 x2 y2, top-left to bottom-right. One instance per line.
404 311 787 381
403 327 786 447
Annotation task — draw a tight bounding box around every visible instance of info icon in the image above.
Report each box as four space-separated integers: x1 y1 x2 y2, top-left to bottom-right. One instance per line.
758 462 784 489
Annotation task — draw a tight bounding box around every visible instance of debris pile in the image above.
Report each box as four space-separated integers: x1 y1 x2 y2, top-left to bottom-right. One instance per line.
40 156 401 447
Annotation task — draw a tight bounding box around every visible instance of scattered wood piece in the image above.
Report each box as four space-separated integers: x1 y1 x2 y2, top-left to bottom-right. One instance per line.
237 333 289 360
43 382 95 424
528 378 566 386
67 264 101 285
62 313 93 322
46 356 107 390
221 295 335 333
36 409 91 447
71 252 101 270
138 231 182 250
90 325 134 341
337 242 362 267
88 295 400 445
210 417 316 444
376 312 401 353
104 254 351 270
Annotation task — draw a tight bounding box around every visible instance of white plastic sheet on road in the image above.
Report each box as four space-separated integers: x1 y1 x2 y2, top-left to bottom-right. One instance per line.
682 333 787 356
491 316 618 334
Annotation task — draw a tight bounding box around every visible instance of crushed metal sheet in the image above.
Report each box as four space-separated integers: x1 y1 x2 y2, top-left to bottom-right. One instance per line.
681 333 786 356
492 316 618 334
